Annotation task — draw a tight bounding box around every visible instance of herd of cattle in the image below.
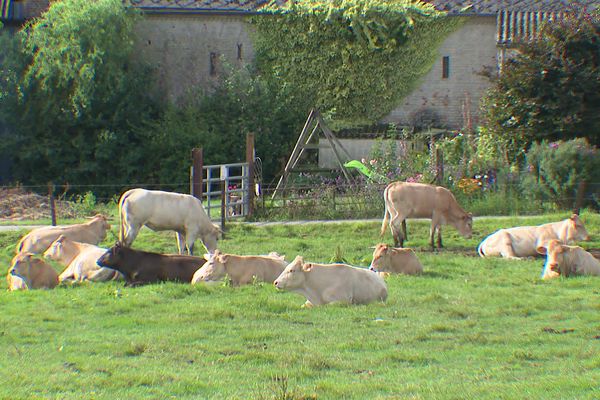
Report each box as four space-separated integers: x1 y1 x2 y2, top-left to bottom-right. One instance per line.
5 183 599 306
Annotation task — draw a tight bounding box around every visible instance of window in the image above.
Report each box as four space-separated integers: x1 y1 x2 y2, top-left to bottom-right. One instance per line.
210 52 218 76
442 56 450 79
237 43 243 61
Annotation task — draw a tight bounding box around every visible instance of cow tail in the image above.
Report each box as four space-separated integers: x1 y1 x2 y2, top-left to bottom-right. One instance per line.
118 190 132 244
477 240 485 257
380 185 391 237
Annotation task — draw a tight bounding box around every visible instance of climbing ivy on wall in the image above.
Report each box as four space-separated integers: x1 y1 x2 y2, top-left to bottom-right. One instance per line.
252 0 466 128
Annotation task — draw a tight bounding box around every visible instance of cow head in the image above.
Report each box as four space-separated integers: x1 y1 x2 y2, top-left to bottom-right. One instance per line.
43 235 67 261
274 255 306 290
97 243 125 270
201 224 222 254
566 214 590 242
456 212 473 239
537 240 570 279
194 251 227 282
88 214 111 237
369 244 391 273
9 253 38 285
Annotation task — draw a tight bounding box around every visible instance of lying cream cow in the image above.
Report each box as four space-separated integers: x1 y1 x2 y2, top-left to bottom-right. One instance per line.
16 214 111 254
369 243 423 275
8 253 59 290
477 214 589 259
537 239 600 279
192 250 287 286
43 235 122 282
274 256 387 307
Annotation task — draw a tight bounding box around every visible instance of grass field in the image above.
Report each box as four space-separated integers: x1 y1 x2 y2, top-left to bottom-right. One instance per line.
0 212 599 399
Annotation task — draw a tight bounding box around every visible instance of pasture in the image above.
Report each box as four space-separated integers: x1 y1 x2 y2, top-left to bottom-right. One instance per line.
0 213 599 399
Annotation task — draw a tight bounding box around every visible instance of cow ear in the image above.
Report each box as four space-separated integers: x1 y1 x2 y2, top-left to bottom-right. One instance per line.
570 214 579 221
536 246 547 255
219 254 229 263
302 263 313 272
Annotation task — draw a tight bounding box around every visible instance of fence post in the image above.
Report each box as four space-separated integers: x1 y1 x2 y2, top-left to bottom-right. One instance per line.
572 180 586 215
191 148 203 200
220 180 227 233
246 132 255 217
48 183 56 226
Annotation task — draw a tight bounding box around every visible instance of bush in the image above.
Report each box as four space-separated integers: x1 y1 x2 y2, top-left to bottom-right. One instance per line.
521 138 599 209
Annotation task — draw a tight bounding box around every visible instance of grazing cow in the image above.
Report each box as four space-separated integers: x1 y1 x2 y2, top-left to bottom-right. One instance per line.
192 250 287 286
8 253 59 290
274 256 387 307
96 243 205 285
43 235 122 282
381 182 472 250
537 239 600 279
118 188 221 255
369 243 423 275
478 215 589 259
16 214 111 255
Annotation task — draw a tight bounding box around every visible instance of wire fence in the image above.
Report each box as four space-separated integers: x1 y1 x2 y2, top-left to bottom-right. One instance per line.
0 180 598 222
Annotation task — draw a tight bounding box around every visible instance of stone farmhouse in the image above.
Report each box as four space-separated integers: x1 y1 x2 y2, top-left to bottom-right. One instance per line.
2 0 599 130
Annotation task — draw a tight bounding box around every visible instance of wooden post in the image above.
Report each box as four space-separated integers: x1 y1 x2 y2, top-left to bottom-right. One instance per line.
220 180 226 233
191 148 203 200
246 132 255 217
572 180 587 215
48 183 56 226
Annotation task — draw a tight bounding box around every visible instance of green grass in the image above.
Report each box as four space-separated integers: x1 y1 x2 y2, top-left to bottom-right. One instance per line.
0 213 599 399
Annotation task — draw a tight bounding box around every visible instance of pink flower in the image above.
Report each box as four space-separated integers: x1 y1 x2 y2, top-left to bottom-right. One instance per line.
549 142 559 149
369 159 377 165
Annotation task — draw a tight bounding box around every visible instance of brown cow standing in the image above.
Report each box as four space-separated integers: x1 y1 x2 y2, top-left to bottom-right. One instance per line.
381 182 472 249
96 243 205 286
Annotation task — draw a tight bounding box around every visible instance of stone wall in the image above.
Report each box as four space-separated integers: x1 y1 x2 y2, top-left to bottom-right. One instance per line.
133 13 254 104
382 16 498 130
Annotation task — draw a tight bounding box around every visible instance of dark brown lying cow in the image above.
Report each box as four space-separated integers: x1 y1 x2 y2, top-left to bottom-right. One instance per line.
97 243 205 286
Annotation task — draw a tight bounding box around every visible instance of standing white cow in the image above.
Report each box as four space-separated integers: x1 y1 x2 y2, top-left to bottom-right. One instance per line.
274 256 387 307
118 188 221 255
478 215 589 259
381 182 473 249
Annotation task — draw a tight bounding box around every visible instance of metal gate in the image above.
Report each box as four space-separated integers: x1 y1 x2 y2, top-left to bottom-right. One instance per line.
201 162 250 220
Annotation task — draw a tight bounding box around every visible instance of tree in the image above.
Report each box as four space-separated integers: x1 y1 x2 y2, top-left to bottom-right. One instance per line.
480 10 600 160
0 0 158 194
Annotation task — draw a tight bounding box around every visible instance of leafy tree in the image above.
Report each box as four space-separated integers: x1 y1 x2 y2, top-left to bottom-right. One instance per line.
0 0 158 195
480 10 600 159
252 0 463 128
145 65 306 187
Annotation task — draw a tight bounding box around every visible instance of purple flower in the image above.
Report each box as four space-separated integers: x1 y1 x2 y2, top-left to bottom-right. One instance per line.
549 142 559 149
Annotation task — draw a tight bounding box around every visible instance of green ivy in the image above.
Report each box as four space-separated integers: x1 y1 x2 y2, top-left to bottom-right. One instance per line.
252 0 465 128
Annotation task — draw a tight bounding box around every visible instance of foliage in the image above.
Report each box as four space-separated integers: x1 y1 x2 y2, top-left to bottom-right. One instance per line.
521 138 600 209
145 65 306 187
0 0 159 196
252 0 465 128
480 10 600 155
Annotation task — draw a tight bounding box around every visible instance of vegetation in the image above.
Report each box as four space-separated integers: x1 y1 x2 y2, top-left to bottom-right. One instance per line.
1 214 599 399
252 0 465 128
480 10 600 161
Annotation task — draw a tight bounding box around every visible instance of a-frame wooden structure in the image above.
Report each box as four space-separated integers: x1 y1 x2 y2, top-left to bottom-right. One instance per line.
272 109 354 199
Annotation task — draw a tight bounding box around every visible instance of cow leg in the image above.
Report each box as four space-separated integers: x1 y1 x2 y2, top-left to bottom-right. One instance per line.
120 221 139 247
437 226 443 249
429 224 437 251
401 220 408 243
185 231 197 256
497 232 520 259
176 232 186 255
390 215 406 247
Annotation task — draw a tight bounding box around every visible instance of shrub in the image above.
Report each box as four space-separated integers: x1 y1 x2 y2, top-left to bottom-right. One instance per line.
520 138 599 209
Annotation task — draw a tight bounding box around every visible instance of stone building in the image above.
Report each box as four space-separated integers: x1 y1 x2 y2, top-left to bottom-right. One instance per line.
2 0 599 128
